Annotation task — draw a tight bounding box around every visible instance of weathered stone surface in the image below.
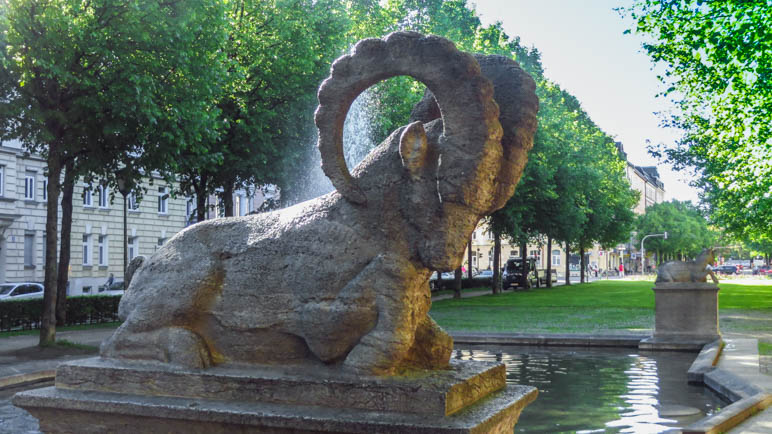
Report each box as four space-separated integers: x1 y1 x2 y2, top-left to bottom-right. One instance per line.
641 282 721 349
15 383 537 434
100 32 539 376
52 357 505 417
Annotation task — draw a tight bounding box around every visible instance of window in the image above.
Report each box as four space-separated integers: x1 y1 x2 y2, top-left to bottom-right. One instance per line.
98 235 108 266
24 233 35 267
98 185 109 208
236 194 248 216
82 234 92 265
216 196 225 218
128 192 139 211
157 237 166 247
510 250 517 257
552 249 561 266
0 166 4 196
24 173 35 200
83 185 93 207
128 236 139 260
82 286 92 294
42 179 48 201
186 198 196 226
158 186 168 214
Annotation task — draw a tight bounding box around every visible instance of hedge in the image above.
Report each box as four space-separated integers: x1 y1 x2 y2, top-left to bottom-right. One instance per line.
0 295 121 332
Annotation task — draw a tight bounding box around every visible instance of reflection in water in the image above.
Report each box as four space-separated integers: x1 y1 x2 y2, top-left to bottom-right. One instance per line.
455 346 726 433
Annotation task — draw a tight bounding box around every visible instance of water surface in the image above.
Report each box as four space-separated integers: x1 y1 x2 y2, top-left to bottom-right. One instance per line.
456 345 726 433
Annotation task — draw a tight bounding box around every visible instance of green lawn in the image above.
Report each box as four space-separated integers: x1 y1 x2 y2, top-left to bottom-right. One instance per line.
430 280 772 336
0 321 121 339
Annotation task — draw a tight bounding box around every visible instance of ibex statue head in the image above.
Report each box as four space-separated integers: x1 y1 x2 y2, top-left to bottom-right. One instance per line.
316 33 537 270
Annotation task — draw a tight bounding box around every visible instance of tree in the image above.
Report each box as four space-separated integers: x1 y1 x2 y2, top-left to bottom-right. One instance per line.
625 0 772 240
175 0 349 218
0 0 226 345
635 200 717 264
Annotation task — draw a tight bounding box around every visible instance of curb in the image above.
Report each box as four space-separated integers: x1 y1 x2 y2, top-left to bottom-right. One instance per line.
451 332 646 348
683 392 772 434
0 369 55 391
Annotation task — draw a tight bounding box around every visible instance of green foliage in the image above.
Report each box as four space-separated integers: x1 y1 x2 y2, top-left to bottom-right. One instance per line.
0 0 228 186
625 0 772 240
0 296 120 332
634 200 717 259
176 0 350 209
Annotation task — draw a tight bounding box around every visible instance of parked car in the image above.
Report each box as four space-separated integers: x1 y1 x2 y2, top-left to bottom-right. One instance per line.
503 258 537 289
0 282 44 301
429 272 458 291
715 264 738 275
96 280 125 296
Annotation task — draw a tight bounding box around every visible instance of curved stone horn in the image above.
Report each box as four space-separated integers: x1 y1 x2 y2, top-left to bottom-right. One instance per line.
409 54 539 213
315 32 501 206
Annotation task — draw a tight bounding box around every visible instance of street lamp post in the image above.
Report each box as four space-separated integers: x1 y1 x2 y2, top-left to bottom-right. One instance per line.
116 170 133 278
641 232 668 274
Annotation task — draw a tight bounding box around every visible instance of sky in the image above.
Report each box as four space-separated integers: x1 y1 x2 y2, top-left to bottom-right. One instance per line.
471 0 700 203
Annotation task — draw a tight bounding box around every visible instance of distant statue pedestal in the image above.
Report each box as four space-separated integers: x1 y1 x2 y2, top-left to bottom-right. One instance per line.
640 282 721 351
14 357 537 433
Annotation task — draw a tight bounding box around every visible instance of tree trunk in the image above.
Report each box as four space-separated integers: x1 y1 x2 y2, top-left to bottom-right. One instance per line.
564 241 571 286
55 160 75 326
467 237 473 280
40 151 62 346
453 267 462 299
546 238 552 288
579 246 586 283
492 231 501 294
222 183 234 217
520 241 528 289
194 173 208 222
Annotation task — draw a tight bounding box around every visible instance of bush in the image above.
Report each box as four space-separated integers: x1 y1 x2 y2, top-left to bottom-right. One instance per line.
0 295 121 332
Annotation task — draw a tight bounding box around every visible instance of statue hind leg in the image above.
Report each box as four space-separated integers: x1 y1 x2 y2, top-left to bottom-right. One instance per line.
101 258 224 369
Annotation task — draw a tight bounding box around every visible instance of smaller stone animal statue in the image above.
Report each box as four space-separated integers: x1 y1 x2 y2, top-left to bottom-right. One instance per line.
655 248 719 284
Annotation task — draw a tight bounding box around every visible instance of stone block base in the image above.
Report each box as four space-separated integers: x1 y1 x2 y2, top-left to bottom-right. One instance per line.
648 282 721 348
14 357 537 433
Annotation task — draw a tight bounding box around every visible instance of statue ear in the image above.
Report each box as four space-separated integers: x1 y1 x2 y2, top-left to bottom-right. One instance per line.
399 121 429 180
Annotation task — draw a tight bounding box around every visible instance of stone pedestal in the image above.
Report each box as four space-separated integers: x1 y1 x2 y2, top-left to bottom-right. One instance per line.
14 357 537 433
639 282 721 350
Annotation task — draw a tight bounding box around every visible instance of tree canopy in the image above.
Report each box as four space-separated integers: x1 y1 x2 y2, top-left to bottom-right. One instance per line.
625 0 772 240
0 0 227 344
635 200 717 261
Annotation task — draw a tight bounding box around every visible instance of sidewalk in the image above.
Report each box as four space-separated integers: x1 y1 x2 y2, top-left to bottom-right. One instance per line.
0 328 117 388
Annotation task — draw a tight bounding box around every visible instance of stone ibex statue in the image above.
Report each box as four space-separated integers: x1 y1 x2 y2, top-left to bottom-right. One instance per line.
655 248 719 284
101 32 538 374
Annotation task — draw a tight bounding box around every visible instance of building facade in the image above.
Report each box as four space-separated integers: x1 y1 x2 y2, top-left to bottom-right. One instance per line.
0 141 52 284
0 139 274 294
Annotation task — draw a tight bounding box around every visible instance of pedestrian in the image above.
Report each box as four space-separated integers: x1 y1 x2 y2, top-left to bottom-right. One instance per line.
618 263 624 278
105 273 114 287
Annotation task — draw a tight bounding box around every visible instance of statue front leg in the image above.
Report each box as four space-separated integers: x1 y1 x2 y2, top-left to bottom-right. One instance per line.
341 256 432 375
708 269 719 284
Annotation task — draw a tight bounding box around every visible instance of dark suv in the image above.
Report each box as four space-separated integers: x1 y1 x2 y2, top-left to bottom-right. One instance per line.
715 264 738 275
503 258 538 289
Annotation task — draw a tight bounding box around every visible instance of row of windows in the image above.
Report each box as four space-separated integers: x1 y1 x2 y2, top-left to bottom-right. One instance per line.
0 167 49 201
82 185 169 214
20 231 167 268
81 234 166 266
